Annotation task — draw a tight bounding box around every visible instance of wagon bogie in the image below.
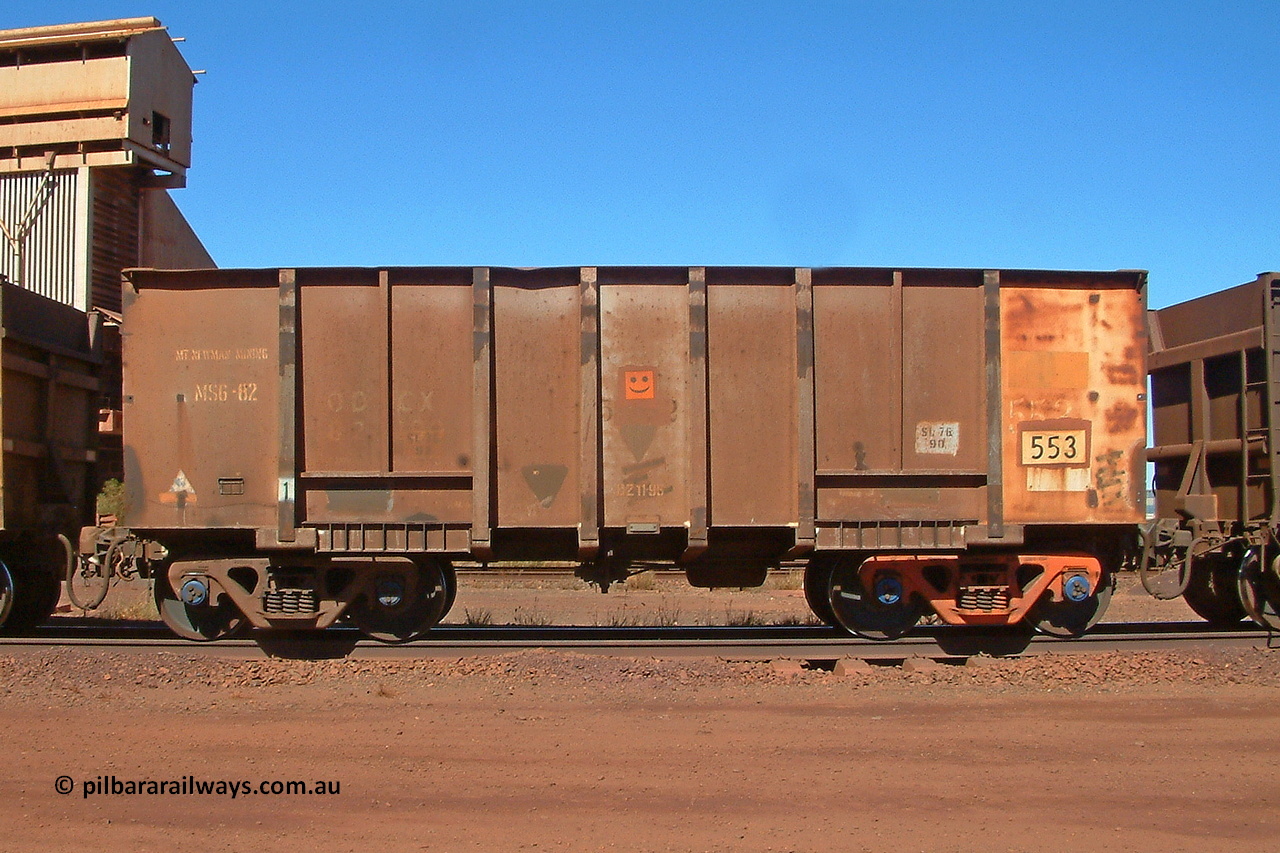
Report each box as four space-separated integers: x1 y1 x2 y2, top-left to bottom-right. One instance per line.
152 552 458 642
819 549 1112 639
153 564 249 642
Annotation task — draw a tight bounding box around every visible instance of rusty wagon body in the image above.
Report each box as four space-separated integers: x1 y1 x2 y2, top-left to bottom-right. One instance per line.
0 277 101 632
1144 272 1280 629
103 265 1148 641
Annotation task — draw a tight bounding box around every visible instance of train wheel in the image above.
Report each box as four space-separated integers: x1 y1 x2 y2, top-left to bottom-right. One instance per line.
154 575 248 641
0 561 15 629
1028 572 1113 638
1 567 61 634
827 558 921 640
1182 555 1246 625
1236 549 1280 631
31 570 61 624
803 561 838 626
442 561 458 621
349 558 453 644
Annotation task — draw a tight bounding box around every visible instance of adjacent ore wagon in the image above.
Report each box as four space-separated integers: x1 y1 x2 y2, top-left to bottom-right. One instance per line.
0 278 101 633
97 266 1147 642
1144 272 1280 629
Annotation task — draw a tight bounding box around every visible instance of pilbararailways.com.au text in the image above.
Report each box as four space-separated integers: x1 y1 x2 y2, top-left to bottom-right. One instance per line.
56 775 340 799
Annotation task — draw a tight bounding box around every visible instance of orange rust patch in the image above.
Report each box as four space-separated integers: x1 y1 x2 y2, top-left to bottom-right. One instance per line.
1104 401 1140 435
1103 362 1141 385
1006 350 1089 390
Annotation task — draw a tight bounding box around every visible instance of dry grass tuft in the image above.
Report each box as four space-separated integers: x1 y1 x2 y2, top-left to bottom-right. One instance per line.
511 606 551 627
646 603 682 627
601 610 641 628
462 608 494 626
723 608 765 627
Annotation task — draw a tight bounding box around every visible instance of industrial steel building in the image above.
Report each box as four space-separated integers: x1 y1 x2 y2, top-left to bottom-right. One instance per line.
0 16 212 314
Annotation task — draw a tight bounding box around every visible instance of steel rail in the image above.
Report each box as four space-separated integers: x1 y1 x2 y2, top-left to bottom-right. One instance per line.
0 620 1274 660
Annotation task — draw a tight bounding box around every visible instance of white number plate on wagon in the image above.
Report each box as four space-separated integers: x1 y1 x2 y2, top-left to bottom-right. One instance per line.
1019 428 1088 466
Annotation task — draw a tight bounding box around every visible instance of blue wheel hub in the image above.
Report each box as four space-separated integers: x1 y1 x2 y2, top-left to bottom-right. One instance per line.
1063 574 1092 602
873 575 904 607
179 577 209 607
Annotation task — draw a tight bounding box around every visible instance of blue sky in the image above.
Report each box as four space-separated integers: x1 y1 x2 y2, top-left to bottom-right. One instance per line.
8 2 1277 307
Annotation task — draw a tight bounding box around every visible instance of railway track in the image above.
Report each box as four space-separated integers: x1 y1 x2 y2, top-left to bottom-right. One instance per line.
2 619 1274 661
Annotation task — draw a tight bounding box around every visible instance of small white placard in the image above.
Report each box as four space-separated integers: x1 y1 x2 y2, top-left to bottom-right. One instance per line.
915 422 959 456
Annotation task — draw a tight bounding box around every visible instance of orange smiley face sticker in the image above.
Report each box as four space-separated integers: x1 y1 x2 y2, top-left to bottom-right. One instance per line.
624 369 655 400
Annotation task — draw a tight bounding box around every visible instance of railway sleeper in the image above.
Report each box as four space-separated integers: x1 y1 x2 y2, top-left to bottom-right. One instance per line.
825 553 1110 640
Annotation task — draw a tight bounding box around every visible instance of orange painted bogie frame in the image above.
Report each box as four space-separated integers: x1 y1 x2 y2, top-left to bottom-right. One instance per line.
857 554 1104 626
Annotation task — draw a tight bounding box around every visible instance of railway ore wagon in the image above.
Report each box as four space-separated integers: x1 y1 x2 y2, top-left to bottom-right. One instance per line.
0 278 101 633
1145 272 1280 629
103 266 1147 642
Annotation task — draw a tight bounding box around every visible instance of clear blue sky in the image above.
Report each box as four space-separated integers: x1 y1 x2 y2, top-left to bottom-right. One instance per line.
8 2 1278 307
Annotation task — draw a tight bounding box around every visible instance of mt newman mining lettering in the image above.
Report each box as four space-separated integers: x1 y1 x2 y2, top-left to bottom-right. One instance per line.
174 347 271 361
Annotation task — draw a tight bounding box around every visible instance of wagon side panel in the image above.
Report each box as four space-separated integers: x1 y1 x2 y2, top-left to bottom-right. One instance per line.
296 268 477 533
598 273 691 531
812 270 902 475
1000 272 1147 524
1148 275 1276 524
705 271 799 528
298 269 388 476
492 269 584 529
0 281 99 536
812 269 987 530
122 269 280 530
900 271 986 475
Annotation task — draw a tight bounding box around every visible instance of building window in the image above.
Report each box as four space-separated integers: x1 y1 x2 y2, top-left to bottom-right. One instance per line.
151 111 171 151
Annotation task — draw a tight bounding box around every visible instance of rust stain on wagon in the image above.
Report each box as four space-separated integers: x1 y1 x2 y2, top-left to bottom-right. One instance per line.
1008 393 1076 422
1003 294 1080 348
1094 449 1128 507
1103 362 1141 384
1104 401 1140 435
1005 350 1089 389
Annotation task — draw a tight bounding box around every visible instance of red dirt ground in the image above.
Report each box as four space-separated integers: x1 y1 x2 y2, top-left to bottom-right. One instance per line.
4 574 1276 852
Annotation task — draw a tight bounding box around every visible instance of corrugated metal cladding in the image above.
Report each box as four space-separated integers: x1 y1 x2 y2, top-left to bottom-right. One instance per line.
90 167 139 314
0 166 142 313
0 169 83 306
